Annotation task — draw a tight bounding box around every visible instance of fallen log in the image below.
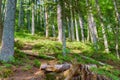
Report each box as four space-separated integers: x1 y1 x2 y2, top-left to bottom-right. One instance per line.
40 63 71 72
40 63 111 80
22 50 56 59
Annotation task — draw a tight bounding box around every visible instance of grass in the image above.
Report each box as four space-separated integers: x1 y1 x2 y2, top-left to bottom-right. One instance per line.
33 40 62 54
1 32 119 79
91 67 120 80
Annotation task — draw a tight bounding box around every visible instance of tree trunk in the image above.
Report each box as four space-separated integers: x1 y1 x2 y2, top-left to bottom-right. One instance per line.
27 0 31 32
66 17 71 39
113 0 120 58
78 14 85 42
1 0 6 21
18 0 24 31
86 0 98 50
32 1 35 35
52 24 56 37
41 63 70 72
45 7 49 38
71 10 75 41
57 0 66 56
75 17 79 41
95 0 109 53
0 0 16 62
70 3 75 41
57 1 62 42
0 0 3 45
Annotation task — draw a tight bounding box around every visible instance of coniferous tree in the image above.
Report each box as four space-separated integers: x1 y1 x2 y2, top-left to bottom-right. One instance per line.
0 0 17 61
0 0 3 45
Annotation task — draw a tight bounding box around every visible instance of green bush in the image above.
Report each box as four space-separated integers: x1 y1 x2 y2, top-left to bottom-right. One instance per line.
33 59 41 68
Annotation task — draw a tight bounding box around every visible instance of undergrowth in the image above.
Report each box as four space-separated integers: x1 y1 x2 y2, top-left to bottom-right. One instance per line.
0 32 118 79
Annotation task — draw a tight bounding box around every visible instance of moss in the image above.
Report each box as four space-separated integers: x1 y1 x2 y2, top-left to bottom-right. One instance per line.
14 40 24 49
33 41 62 54
33 59 41 68
0 67 13 78
46 73 56 80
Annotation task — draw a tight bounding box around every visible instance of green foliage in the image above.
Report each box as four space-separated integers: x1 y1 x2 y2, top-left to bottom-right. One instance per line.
14 40 24 49
91 67 120 80
14 48 27 59
67 42 94 54
33 59 41 68
57 54 72 63
92 52 119 62
9 48 29 65
33 40 62 54
3 64 13 68
15 32 41 42
0 67 13 78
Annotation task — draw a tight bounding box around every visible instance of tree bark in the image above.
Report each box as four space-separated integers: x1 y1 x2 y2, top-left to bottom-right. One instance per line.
86 0 98 50
70 2 75 41
18 0 24 31
75 17 80 41
78 14 85 42
0 0 3 45
1 0 6 21
0 0 16 61
32 1 35 35
52 24 56 37
113 0 120 58
57 1 63 42
66 17 71 39
41 63 70 72
45 7 49 38
95 0 109 53
27 0 31 32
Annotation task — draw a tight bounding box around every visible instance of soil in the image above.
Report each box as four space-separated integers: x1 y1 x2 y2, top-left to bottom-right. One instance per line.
2 59 58 80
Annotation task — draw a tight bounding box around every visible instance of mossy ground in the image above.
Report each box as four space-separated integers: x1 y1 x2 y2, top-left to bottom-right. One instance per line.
0 32 120 79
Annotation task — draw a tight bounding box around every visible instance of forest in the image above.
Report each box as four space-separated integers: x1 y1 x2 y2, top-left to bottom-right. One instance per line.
0 0 120 80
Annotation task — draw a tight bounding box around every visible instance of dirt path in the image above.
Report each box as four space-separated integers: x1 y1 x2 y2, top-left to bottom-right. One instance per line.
3 59 58 80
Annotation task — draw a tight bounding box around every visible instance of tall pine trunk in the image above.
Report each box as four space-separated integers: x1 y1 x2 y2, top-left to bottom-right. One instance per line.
113 0 120 58
57 0 66 56
75 17 79 41
32 1 35 35
95 0 109 53
18 0 24 31
45 7 49 38
86 0 98 50
0 0 16 61
70 4 75 41
78 14 85 42
57 1 62 42
27 0 31 32
66 17 71 39
0 0 3 45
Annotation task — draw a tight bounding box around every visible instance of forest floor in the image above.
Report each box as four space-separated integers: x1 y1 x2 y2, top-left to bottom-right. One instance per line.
0 32 120 80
